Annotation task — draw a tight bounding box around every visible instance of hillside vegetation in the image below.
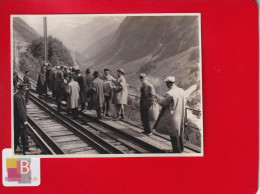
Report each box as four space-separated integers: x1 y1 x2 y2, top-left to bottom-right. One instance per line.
19 36 74 80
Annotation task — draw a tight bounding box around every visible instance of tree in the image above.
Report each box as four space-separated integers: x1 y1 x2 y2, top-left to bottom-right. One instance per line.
19 36 75 81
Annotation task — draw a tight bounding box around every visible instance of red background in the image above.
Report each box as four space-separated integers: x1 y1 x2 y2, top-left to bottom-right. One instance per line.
0 0 258 193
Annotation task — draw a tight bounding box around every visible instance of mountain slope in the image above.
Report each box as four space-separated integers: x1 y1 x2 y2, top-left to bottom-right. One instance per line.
85 16 200 93
86 16 199 68
50 16 124 54
13 17 40 43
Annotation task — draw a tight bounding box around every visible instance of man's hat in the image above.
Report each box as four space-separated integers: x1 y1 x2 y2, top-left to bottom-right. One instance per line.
117 68 125 75
67 73 73 78
140 73 147 80
18 84 28 90
164 76 176 83
76 69 81 74
93 71 100 76
86 69 91 73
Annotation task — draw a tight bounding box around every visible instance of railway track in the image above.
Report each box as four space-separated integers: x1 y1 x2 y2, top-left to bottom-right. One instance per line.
17 71 200 154
27 93 128 154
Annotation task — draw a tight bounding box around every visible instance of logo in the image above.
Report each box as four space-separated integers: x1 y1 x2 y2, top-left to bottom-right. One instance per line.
2 149 40 186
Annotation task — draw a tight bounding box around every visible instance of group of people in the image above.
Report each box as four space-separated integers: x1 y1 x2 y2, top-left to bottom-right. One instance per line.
14 63 187 153
35 63 128 120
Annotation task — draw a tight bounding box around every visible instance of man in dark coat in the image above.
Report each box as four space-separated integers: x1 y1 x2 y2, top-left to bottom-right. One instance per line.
49 66 57 97
36 69 46 98
56 76 66 112
139 73 159 135
92 71 105 119
84 69 94 110
45 63 52 95
14 84 29 155
55 66 64 93
76 70 85 111
23 71 31 104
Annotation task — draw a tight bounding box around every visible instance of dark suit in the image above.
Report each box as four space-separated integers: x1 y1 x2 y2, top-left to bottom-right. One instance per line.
23 75 31 104
14 92 29 151
56 80 66 112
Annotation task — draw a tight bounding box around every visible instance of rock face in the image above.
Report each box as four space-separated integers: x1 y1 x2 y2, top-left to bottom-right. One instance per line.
85 16 201 103
86 16 199 68
13 17 40 43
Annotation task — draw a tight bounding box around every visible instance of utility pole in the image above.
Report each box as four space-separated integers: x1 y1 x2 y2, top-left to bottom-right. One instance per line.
43 17 48 63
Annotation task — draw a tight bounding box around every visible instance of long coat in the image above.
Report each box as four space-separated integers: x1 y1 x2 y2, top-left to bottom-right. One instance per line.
36 72 46 95
112 76 128 105
92 77 105 109
56 80 66 103
83 74 94 102
14 92 27 128
77 75 85 102
48 68 57 91
67 80 80 109
55 70 64 91
154 85 186 137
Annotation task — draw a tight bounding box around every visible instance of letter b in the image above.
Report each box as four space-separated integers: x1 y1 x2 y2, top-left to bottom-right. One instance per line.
20 160 30 174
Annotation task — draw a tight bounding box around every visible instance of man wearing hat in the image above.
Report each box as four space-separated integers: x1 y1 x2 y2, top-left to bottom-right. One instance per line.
76 69 86 111
100 68 116 117
112 68 128 120
48 64 57 97
14 84 30 154
154 76 186 153
139 73 159 135
73 69 81 82
36 67 47 98
83 69 94 111
67 73 80 119
55 66 63 95
46 63 52 95
92 71 105 119
23 71 31 104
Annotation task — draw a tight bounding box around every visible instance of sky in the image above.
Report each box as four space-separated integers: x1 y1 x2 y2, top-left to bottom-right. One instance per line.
17 15 94 35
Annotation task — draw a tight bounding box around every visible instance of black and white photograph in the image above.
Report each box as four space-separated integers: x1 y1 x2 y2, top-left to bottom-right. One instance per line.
11 14 203 157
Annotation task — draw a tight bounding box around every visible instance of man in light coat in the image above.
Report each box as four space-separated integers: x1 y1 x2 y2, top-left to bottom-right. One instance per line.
154 76 186 153
112 68 128 120
67 74 80 119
